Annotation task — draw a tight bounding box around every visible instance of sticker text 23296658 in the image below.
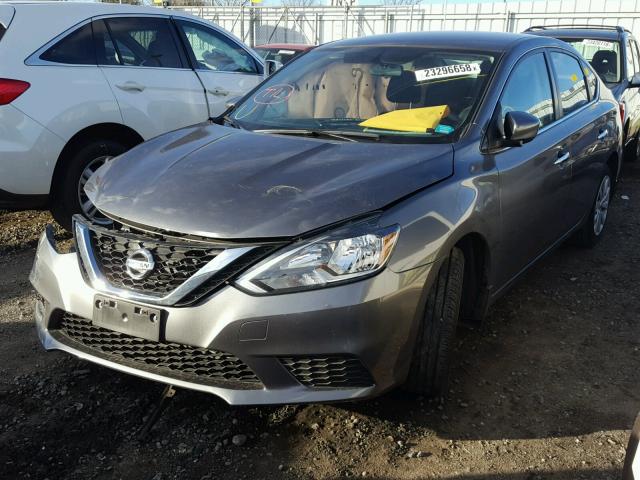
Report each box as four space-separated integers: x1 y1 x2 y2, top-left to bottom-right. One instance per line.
415 63 482 82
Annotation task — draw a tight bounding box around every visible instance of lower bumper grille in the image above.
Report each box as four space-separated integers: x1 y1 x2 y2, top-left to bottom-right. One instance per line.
52 313 262 389
280 356 374 389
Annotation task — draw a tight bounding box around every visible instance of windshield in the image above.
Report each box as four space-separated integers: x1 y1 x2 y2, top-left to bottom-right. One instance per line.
254 47 302 65
231 45 496 142
564 38 621 83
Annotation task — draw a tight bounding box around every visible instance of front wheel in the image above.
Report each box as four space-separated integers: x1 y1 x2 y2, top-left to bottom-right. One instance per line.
405 247 465 397
51 139 128 230
576 171 612 248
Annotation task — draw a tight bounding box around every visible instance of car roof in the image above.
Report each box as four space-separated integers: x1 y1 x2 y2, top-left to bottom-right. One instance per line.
254 43 313 51
323 31 562 52
525 26 626 41
5 1 199 20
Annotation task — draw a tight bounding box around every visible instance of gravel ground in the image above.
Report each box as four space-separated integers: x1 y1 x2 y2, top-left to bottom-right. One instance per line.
1 163 639 480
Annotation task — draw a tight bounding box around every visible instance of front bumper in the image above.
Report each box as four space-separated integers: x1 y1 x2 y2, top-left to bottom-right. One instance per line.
30 229 433 405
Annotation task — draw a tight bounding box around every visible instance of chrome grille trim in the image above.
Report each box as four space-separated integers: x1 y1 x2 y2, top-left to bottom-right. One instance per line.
74 217 256 306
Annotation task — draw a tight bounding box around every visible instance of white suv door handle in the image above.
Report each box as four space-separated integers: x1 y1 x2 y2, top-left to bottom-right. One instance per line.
597 129 608 141
208 87 230 97
116 81 145 92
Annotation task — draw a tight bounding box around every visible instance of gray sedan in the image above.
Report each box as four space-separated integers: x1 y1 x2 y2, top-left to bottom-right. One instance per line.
31 31 622 405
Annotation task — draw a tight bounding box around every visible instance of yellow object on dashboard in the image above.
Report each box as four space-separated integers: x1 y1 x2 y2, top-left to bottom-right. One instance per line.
359 105 450 133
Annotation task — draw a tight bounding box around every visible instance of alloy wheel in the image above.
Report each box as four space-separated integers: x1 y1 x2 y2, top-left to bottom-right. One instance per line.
593 175 611 236
77 155 112 224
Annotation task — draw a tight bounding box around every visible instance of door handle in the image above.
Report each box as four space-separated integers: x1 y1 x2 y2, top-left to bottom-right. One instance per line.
597 129 608 141
116 81 145 92
208 87 230 97
555 151 571 165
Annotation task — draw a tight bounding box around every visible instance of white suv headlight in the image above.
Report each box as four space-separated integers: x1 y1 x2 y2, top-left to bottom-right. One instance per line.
236 221 400 294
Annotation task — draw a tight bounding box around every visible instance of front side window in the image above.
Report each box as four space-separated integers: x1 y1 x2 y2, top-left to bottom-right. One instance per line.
230 46 496 142
103 17 182 68
40 22 95 65
564 38 621 84
500 53 554 128
550 51 589 116
176 20 257 74
629 39 640 77
626 39 636 79
633 40 640 78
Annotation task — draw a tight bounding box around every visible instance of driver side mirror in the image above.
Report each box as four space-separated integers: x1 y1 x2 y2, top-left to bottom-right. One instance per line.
630 73 640 88
264 59 283 78
502 111 540 146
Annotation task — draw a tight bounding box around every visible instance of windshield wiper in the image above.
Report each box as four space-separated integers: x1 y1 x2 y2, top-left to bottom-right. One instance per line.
253 129 380 142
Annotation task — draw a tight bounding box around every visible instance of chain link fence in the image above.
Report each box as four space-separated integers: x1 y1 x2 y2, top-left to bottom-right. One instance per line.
169 0 640 47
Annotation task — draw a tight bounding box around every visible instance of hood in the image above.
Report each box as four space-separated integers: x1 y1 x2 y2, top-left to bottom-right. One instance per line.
86 124 454 239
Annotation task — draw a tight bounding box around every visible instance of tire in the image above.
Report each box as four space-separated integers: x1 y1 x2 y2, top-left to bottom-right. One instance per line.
575 170 612 248
51 139 128 230
405 246 465 397
624 132 640 162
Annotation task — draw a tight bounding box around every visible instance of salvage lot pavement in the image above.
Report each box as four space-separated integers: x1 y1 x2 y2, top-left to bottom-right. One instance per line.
1 164 639 480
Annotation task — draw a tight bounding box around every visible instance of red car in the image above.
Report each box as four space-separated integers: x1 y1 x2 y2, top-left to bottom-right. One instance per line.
253 43 314 65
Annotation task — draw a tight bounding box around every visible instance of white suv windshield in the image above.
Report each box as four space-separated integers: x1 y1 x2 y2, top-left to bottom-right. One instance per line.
231 45 496 142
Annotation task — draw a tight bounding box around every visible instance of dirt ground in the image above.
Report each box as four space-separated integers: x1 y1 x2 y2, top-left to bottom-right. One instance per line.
1 164 640 480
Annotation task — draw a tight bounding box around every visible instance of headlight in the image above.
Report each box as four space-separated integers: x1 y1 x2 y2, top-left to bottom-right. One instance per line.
236 221 400 294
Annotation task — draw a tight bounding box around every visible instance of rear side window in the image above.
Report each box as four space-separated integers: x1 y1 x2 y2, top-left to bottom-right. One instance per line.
550 51 589 116
500 53 555 128
93 20 119 66
40 22 95 65
584 63 597 100
104 17 183 68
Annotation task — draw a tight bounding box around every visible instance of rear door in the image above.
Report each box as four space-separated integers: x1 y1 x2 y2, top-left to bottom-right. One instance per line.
547 49 612 228
97 16 209 140
493 51 573 283
174 19 263 117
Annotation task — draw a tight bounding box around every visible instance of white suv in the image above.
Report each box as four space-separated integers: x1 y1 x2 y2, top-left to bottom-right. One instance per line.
0 2 264 228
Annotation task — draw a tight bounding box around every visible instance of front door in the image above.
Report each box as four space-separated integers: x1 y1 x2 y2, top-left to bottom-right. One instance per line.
493 51 573 285
174 19 263 117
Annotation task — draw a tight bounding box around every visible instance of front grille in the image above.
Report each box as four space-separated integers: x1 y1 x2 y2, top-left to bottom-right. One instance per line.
52 313 262 389
80 222 282 306
280 356 374 389
90 228 222 296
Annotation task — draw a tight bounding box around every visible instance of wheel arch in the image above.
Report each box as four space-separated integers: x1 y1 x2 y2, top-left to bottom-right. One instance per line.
50 123 144 199
454 231 491 325
608 150 621 183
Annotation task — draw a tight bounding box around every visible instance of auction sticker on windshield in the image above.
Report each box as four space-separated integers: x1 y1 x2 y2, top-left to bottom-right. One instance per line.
415 63 481 82
254 84 294 104
582 38 614 49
